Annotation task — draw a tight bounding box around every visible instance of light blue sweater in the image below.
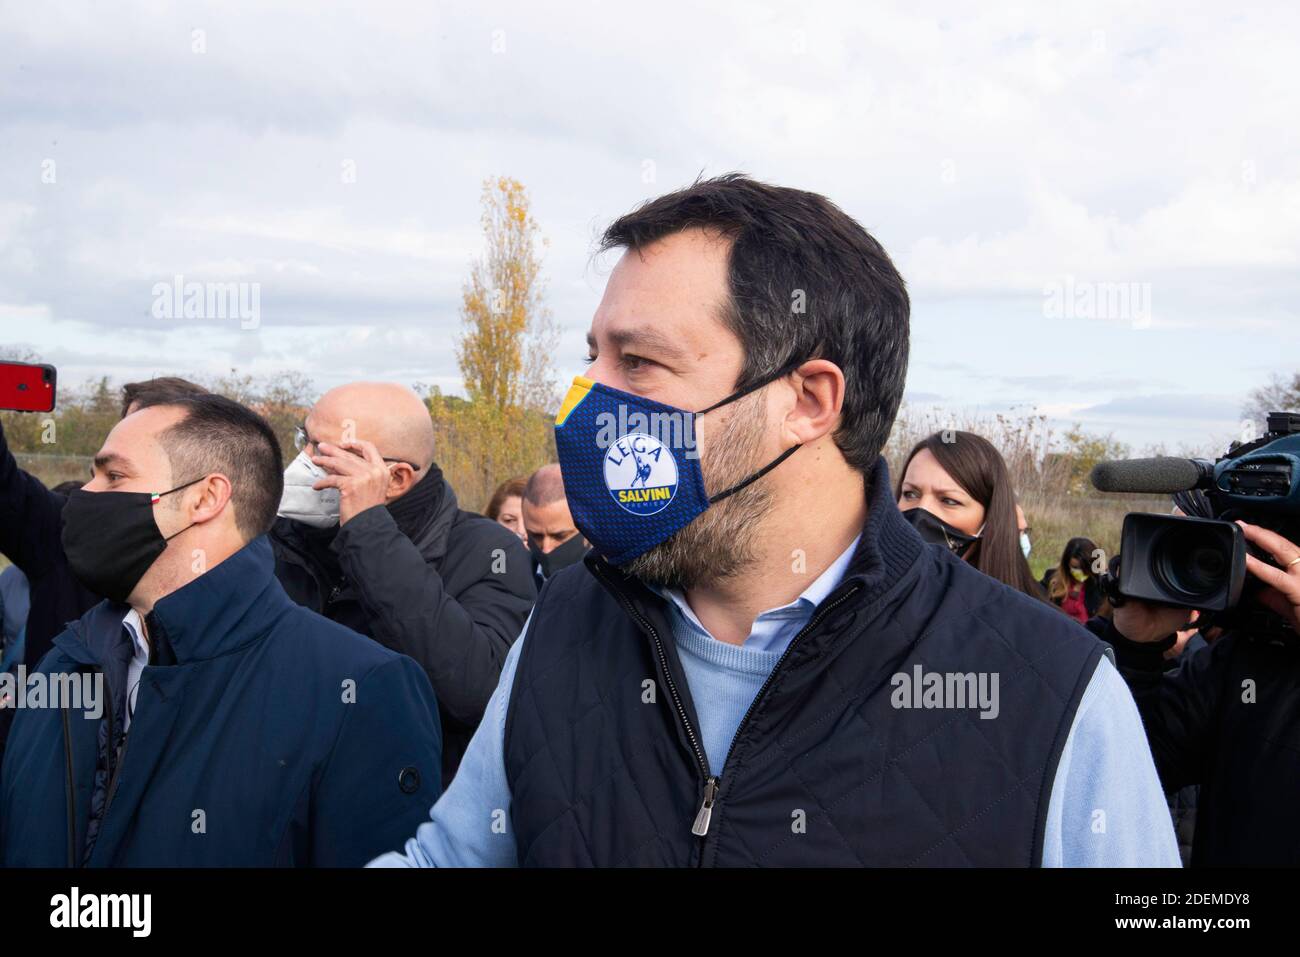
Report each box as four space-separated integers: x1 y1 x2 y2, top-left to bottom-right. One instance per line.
372 538 1181 868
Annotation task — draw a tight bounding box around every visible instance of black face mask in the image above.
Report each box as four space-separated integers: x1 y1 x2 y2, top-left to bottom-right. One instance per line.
529 534 588 580
901 506 980 557
61 479 202 603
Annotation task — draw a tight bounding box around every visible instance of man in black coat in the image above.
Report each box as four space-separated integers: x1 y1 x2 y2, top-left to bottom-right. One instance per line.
270 381 536 783
1091 519 1300 866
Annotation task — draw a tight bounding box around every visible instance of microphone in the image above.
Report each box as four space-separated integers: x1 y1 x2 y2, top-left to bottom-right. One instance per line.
1089 457 1214 494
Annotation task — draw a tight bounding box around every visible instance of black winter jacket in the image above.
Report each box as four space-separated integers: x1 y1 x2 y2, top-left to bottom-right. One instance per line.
0 422 100 767
0 422 98 670
1090 615 1300 866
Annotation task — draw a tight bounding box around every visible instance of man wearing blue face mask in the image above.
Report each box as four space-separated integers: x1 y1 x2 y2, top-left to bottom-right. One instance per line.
373 174 1179 868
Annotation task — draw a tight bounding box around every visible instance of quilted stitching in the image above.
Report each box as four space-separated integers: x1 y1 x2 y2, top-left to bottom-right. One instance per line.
504 463 1104 867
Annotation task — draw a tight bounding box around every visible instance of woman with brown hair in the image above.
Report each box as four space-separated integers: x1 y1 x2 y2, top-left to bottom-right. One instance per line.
895 430 1047 601
484 476 528 544
1044 536 1108 623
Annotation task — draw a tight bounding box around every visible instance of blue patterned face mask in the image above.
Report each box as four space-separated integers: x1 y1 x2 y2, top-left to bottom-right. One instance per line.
554 366 802 566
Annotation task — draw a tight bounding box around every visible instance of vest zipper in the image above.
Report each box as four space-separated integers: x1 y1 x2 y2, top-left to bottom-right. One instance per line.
589 564 714 838
103 726 131 822
594 562 866 856
79 665 121 865
60 704 78 868
701 582 866 853
101 666 130 823
692 777 719 836
101 666 115 787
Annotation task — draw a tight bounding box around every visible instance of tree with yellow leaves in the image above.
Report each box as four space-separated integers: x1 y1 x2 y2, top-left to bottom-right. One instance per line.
438 177 560 507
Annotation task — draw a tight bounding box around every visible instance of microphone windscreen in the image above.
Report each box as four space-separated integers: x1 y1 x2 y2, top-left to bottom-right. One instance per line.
1089 457 1203 494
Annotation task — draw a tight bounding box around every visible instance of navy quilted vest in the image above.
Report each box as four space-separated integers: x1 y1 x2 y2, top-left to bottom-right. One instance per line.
504 458 1105 866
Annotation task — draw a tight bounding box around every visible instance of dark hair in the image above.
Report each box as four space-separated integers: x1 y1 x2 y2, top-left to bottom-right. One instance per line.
155 393 284 541
120 376 207 419
600 173 910 472
486 476 527 520
896 431 1046 602
1048 536 1099 603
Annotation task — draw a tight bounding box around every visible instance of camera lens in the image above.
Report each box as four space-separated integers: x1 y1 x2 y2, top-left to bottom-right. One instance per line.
1150 524 1227 602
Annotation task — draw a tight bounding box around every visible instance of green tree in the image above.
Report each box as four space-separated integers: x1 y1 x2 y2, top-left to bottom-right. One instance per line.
1058 426 1130 495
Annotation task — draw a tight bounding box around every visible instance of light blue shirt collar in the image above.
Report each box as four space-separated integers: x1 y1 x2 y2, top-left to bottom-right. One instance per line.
655 533 861 654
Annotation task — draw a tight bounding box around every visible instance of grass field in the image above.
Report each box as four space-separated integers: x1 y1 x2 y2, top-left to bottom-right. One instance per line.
1020 491 1164 580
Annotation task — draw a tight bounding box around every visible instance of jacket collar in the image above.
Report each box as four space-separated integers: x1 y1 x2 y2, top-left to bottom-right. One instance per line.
56 535 284 667
147 535 283 662
399 477 459 563
836 456 926 608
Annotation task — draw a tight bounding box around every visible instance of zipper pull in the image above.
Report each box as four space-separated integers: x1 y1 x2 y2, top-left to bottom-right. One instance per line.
692 777 719 837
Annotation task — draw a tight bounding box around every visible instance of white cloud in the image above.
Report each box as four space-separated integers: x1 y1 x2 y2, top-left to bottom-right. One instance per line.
905 178 1300 301
0 0 1296 449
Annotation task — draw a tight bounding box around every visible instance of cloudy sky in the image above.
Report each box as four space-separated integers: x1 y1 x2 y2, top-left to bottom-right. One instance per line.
1 1 1296 452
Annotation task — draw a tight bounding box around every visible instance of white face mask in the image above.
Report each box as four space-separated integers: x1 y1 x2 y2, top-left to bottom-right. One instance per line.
278 450 340 528
1020 531 1032 558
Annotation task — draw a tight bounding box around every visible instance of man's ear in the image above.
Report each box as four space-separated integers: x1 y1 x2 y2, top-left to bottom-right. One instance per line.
190 473 233 525
783 358 845 446
386 464 419 500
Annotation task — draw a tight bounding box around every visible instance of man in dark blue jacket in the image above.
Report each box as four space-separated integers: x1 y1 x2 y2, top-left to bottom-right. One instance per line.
0 377 206 768
0 392 442 866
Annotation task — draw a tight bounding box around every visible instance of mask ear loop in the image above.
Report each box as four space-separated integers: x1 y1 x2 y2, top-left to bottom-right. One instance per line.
708 443 801 504
696 357 809 505
694 356 807 416
155 475 208 541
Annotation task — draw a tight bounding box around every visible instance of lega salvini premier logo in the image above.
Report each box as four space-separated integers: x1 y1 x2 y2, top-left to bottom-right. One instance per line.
604 432 679 515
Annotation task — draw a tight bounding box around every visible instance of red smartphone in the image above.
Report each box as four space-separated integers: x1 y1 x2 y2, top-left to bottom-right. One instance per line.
0 361 57 412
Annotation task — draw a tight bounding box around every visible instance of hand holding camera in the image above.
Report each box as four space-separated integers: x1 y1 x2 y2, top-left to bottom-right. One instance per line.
1237 519 1300 631
1092 412 1300 641
1112 599 1197 645
1112 522 1300 644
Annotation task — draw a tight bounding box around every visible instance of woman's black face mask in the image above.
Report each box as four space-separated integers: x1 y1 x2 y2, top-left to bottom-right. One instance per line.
900 506 980 557
60 478 202 604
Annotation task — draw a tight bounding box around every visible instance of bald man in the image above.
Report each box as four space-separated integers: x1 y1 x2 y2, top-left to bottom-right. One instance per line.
521 464 588 585
269 382 536 782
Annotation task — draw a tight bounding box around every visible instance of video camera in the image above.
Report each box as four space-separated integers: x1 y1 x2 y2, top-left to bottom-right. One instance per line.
1089 411 1300 635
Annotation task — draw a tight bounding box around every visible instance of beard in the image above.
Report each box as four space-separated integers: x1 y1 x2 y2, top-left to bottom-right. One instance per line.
621 389 772 590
